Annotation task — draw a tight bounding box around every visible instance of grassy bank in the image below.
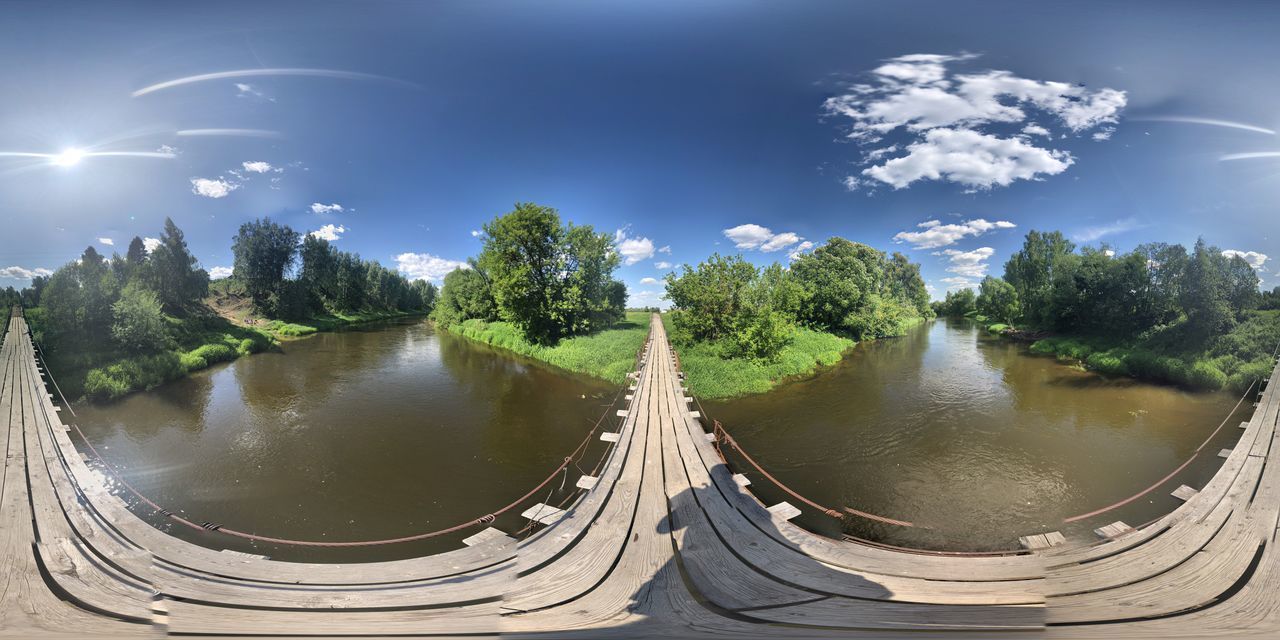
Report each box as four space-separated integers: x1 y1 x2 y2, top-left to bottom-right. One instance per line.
1013 310 1280 393
664 314 855 399
30 283 428 402
442 311 651 385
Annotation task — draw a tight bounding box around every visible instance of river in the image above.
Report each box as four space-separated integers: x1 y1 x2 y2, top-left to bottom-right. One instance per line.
74 317 1248 560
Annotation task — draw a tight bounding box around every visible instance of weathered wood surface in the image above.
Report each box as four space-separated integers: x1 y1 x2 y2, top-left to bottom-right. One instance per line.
3 311 1280 637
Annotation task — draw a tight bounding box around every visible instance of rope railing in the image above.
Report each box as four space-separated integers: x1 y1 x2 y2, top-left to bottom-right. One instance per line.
27 316 644 549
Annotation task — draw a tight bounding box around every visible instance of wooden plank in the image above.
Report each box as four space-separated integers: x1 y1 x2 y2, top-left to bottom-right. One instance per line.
1171 484 1198 501
520 503 566 526
703 432 716 442
766 501 802 521
687 411 701 419
1093 521 1134 539
599 431 620 442
574 475 598 490
615 409 629 418
1043 531 1066 547
461 527 512 548
732 473 751 488
1219 448 1233 458
1018 534 1050 550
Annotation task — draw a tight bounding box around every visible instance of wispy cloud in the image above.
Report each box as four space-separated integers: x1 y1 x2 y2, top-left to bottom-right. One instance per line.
1130 115 1275 136
1072 217 1144 242
134 68 422 97
0 265 53 281
936 247 995 278
311 202 345 214
1220 151 1280 162
176 129 283 139
242 161 277 173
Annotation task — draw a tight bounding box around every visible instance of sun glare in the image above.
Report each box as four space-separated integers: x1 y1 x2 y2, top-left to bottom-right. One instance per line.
52 148 85 167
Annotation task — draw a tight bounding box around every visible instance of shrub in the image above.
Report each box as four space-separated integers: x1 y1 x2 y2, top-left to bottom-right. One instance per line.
1186 361 1227 390
1086 351 1129 376
110 284 170 353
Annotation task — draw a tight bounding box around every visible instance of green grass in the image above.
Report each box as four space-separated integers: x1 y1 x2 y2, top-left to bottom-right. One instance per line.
1022 310 1280 393
666 317 855 399
442 311 652 384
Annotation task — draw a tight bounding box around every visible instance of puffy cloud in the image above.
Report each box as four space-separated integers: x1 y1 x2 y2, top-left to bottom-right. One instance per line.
310 202 344 214
893 218 1015 249
639 277 660 285
143 237 161 253
863 127 1073 190
1072 217 1144 242
242 161 274 173
936 247 995 278
1222 250 1269 272
0 266 53 281
614 228 656 265
654 261 673 270
209 266 233 279
723 224 805 252
308 224 346 242
190 177 239 198
788 240 815 261
98 237 114 246
825 53 1124 190
395 252 469 282
627 288 668 310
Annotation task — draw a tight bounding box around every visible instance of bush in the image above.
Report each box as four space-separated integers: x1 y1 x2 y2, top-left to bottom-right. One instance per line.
1186 361 1227 390
179 343 237 372
110 284 170 353
1085 350 1129 376
83 353 183 401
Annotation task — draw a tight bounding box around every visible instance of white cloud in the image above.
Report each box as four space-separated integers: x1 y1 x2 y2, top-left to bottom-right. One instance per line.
788 240 815 261
936 247 995 278
627 288 668 310
98 237 114 246
1223 250 1269 272
657 245 671 254
1072 217 1144 242
723 224 805 253
156 144 180 155
893 218 1015 250
209 266 233 279
825 53 1124 190
309 224 346 242
639 277 660 285
143 237 161 253
190 177 239 198
614 228 656 265
235 83 270 100
863 127 1073 190
310 202 344 214
1091 128 1115 141
0 266 53 281
654 261 673 270
940 276 977 290
394 252 470 282
470 229 482 238
242 161 274 173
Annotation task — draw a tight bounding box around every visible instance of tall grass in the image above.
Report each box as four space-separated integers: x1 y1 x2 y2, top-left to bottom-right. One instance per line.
668 319 854 399
444 311 651 384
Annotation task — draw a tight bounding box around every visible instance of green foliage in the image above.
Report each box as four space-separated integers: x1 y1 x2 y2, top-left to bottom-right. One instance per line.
110 284 170 353
976 276 1020 325
474 203 626 344
669 318 855 399
143 217 209 312
231 218 300 311
431 267 496 327
665 254 759 343
446 311 651 384
934 288 977 318
790 238 884 334
1003 230 1075 328
84 353 184 401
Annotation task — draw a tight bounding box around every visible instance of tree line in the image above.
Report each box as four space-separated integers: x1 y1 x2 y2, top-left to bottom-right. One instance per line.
664 238 933 360
231 218 436 320
430 203 628 345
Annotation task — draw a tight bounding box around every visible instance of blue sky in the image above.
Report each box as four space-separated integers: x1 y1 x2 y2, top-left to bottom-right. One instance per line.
2 1 1279 307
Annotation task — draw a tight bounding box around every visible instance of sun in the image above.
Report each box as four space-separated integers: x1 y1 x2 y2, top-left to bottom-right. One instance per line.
52 148 85 167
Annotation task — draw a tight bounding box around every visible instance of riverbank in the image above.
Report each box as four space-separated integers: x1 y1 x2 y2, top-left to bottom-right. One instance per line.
29 296 425 402
990 309 1280 393
439 310 651 385
663 314 856 399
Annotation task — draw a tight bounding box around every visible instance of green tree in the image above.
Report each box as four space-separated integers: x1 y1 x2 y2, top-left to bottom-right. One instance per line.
664 254 758 342
231 218 300 312
884 251 933 317
976 276 1020 325
431 267 496 327
1180 238 1235 338
561 223 625 333
1003 230 1075 327
111 283 169 352
146 217 209 312
299 235 338 311
477 203 567 344
935 288 977 317
789 238 885 335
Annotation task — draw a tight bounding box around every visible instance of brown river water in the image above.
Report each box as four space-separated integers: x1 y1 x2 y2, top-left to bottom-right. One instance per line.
73 317 1249 561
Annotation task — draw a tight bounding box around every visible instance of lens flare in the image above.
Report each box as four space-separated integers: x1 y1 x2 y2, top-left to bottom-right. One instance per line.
52 148 85 167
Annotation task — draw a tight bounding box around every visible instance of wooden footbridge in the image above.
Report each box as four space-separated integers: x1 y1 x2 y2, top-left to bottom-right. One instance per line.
3 310 1280 637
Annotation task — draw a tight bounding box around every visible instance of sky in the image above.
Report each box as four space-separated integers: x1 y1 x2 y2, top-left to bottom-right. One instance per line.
2 1 1280 308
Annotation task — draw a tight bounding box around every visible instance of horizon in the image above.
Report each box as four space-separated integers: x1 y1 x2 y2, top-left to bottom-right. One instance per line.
3 0 1279 307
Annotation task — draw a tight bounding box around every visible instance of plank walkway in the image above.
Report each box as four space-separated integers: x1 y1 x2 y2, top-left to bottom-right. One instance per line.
2 310 1279 637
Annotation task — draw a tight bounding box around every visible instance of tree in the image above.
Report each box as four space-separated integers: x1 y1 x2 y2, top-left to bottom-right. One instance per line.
111 284 169 352
976 276 1020 325
299 235 338 311
789 238 887 335
231 218 300 312
884 252 933 318
126 236 148 267
935 288 977 318
431 267 496 327
562 223 625 334
1180 238 1235 338
410 280 438 311
1003 230 1075 327
146 217 208 312
477 203 567 344
664 254 758 342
